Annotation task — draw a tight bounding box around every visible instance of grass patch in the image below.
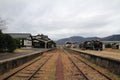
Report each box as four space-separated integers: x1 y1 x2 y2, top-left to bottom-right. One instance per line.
14 48 33 53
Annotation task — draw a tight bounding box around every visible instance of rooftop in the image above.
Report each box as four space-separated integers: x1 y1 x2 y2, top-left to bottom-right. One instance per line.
5 33 31 39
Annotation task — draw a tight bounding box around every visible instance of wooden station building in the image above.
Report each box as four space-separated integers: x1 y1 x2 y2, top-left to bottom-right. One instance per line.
6 33 56 49
32 34 56 48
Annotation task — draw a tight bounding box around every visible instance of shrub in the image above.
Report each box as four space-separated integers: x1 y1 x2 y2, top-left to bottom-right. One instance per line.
4 34 17 52
0 31 17 52
0 31 5 52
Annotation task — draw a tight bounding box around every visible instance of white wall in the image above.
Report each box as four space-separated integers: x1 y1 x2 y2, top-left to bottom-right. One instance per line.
24 40 32 47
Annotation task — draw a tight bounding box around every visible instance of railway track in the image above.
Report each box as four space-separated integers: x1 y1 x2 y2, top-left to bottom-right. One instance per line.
3 52 54 80
74 56 112 80
64 49 113 80
63 50 89 80
0 48 117 80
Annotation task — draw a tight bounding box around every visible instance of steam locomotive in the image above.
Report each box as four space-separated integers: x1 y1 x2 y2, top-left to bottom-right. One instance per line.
79 40 103 51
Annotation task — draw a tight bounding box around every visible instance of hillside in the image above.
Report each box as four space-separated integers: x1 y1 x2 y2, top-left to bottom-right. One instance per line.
56 36 85 45
101 35 120 41
56 34 120 45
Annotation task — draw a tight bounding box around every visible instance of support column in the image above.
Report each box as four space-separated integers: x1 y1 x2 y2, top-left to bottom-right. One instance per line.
118 43 120 49
45 42 47 49
102 44 105 50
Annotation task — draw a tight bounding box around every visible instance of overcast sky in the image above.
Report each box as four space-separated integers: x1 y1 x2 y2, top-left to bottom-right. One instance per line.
0 0 120 40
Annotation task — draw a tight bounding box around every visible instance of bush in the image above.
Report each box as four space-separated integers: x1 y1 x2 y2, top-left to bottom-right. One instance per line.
4 34 17 52
0 31 17 52
0 31 5 52
14 38 21 48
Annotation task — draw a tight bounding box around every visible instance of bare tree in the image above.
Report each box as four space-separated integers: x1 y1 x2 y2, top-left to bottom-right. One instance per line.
0 17 7 31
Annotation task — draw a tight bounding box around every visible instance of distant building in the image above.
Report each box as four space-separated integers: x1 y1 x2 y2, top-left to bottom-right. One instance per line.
102 41 120 49
65 41 78 48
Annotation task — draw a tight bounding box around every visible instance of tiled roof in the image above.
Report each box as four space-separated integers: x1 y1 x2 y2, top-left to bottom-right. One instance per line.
5 33 31 39
32 34 51 42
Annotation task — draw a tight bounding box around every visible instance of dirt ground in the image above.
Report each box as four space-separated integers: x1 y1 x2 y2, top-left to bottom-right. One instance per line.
71 48 120 61
104 48 120 53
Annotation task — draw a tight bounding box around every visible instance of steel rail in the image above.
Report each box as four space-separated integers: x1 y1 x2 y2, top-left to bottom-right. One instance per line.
3 55 46 80
65 48 112 80
63 50 89 80
74 56 112 80
27 55 53 80
68 56 89 80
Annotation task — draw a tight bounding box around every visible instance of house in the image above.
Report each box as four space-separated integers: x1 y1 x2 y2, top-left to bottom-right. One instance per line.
5 33 32 47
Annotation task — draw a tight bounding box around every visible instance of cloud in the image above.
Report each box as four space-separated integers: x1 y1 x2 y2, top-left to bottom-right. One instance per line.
0 0 120 40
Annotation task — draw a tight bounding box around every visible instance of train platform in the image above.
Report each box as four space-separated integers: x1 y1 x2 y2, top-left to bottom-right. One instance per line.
69 48 120 75
0 48 49 61
71 48 120 61
0 48 53 75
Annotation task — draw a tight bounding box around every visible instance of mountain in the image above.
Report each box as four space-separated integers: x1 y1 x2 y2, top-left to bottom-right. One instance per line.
68 36 85 42
56 34 120 45
56 36 84 45
56 36 100 45
86 37 100 41
101 35 120 41
55 38 70 45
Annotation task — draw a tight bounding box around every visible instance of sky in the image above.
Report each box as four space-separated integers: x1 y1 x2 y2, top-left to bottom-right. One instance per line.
0 0 120 40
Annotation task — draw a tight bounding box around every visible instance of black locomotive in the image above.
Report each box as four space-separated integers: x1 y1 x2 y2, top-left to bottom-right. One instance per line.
79 40 103 51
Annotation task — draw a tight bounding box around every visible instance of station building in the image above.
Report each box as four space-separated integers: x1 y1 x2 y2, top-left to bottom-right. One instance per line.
5 33 32 47
5 33 56 48
32 34 56 48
